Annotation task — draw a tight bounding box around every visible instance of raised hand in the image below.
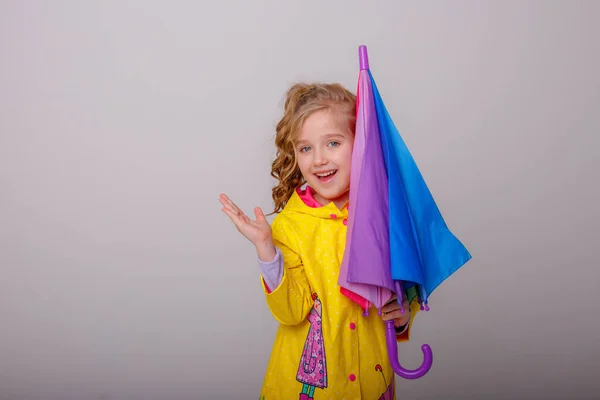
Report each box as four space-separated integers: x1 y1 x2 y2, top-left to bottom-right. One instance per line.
219 193 276 261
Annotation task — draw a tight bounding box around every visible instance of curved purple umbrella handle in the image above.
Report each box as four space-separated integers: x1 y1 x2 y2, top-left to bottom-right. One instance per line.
385 320 433 379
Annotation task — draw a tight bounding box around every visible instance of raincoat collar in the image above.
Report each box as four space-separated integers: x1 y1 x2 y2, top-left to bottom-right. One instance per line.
284 185 349 219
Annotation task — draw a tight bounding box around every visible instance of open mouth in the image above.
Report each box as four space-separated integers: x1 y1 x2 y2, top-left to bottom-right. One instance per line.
315 170 337 181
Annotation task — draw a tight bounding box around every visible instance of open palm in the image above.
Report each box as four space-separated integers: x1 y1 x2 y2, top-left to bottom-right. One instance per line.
219 193 272 247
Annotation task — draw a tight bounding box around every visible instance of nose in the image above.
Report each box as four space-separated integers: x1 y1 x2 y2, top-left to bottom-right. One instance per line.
312 149 327 167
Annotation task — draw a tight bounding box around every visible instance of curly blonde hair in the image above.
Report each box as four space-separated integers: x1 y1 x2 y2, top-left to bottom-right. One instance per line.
270 83 356 214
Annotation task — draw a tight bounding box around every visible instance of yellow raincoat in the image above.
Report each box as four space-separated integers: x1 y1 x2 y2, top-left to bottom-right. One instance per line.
259 188 420 400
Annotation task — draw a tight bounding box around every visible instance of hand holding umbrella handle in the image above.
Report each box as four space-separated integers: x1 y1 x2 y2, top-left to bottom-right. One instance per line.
385 320 433 379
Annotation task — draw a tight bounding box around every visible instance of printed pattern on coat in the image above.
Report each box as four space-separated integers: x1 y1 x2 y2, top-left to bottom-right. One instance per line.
296 293 327 399
375 364 394 400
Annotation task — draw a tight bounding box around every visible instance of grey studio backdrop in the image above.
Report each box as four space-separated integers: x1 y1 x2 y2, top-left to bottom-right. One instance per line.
1 1 599 399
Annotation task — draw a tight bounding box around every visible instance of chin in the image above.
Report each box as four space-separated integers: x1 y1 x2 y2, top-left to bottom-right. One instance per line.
315 187 347 202
307 176 350 202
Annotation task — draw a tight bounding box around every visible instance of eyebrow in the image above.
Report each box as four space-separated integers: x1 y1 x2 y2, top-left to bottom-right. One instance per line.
295 133 347 146
323 133 346 140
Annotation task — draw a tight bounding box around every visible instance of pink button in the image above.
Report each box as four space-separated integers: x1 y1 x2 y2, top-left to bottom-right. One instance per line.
349 322 356 330
343 218 348 226
348 374 356 381
330 214 337 219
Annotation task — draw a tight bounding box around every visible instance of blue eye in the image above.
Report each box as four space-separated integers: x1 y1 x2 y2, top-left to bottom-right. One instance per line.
300 146 311 153
328 141 340 147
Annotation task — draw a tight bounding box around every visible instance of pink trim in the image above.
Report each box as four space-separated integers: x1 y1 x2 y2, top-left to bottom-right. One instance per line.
296 186 350 211
296 186 323 208
262 277 272 294
340 287 370 310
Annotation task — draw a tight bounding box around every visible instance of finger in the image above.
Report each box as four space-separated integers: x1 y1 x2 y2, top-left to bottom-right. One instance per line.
381 310 397 321
220 196 246 217
402 297 410 309
222 195 243 215
221 201 242 218
380 302 397 314
396 299 410 314
219 193 233 203
219 194 241 214
382 295 397 309
221 206 240 222
382 309 408 322
254 207 267 222
241 213 252 224
219 195 236 212
219 193 233 207
382 294 402 311
221 206 246 229
382 297 411 315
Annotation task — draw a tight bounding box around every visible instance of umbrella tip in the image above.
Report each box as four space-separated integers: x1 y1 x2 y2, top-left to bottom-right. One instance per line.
358 45 369 70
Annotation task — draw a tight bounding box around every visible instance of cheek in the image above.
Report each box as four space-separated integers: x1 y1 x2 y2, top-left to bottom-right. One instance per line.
296 157 312 176
336 147 353 169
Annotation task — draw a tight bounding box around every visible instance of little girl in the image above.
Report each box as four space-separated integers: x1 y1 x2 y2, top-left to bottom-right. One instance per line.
220 83 421 399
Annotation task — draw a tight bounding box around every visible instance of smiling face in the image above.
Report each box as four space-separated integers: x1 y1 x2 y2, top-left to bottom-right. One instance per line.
294 109 354 209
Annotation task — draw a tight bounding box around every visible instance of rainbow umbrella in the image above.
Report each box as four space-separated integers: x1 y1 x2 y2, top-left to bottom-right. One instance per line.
338 45 472 379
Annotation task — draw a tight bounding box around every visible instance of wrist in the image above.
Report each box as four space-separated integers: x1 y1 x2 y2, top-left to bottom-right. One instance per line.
255 240 276 263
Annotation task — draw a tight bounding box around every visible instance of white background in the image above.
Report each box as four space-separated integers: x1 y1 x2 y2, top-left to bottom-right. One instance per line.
1 1 599 399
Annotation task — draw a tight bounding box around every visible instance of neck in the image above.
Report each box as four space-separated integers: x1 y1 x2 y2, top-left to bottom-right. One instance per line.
313 189 349 210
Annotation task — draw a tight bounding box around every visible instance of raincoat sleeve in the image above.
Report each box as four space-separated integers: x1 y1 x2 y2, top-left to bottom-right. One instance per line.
260 216 314 326
396 298 421 342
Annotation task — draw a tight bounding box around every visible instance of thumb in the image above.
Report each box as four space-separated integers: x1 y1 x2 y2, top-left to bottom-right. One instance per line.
254 207 267 222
